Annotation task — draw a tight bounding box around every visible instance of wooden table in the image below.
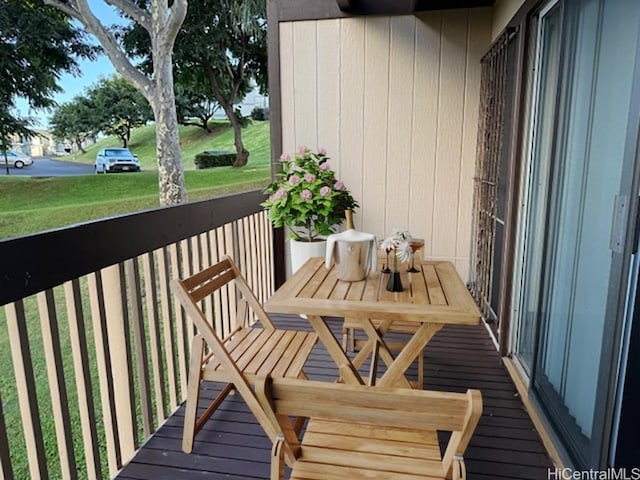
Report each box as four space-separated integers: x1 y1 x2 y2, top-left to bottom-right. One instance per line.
265 257 481 388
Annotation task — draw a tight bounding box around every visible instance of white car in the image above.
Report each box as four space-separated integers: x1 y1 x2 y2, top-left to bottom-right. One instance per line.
95 148 141 173
2 150 33 169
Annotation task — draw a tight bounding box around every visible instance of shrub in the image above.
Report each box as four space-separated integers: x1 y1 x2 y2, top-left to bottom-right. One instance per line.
194 150 236 169
235 108 251 128
251 106 269 121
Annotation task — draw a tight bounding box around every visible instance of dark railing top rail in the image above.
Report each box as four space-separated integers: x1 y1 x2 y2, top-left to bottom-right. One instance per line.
0 189 267 306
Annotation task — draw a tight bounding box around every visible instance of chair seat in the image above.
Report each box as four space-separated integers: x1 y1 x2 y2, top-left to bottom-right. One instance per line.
203 328 318 380
290 419 446 480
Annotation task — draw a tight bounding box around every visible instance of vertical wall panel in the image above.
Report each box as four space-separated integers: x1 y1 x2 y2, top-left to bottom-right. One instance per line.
317 20 341 158
362 17 391 234
293 21 318 148
339 18 366 203
385 16 416 232
433 10 468 260
279 22 296 154
279 9 491 278
411 12 441 258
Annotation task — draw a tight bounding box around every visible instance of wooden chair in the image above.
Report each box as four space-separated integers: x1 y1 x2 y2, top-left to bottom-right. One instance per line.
170 255 318 453
257 376 482 480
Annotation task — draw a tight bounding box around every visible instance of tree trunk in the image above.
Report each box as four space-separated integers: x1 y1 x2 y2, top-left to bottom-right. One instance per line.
221 101 248 167
152 55 187 205
75 138 86 154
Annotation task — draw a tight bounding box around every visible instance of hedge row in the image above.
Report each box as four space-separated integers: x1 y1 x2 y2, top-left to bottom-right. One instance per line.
194 150 235 169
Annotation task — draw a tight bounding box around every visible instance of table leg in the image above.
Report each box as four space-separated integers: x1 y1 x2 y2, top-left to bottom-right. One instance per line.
351 319 394 370
360 320 412 389
306 315 364 385
368 341 380 386
377 323 442 388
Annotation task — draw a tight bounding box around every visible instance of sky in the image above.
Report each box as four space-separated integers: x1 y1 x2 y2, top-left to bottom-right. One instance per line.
16 1 124 128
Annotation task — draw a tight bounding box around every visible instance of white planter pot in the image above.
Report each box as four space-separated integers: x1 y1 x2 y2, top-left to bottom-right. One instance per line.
289 238 327 274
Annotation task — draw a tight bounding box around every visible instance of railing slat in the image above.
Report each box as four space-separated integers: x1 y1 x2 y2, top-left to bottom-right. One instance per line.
37 289 78 480
201 232 215 329
126 259 153 439
157 247 178 410
171 242 189 400
222 225 234 335
0 390 15 480
105 264 137 458
64 279 103 480
249 215 260 303
141 253 167 422
5 300 49 479
87 271 121 473
210 228 224 335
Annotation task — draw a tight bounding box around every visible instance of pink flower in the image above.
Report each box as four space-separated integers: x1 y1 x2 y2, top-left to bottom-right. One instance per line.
304 173 316 183
300 189 312 201
320 186 331 197
297 145 308 155
279 153 291 162
318 147 327 155
334 181 345 190
274 188 287 199
319 162 331 171
289 174 300 185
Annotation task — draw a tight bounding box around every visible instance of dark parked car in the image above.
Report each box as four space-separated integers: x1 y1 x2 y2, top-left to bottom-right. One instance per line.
95 148 141 173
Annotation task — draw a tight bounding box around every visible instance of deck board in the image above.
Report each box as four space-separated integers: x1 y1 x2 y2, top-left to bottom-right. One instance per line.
115 315 553 480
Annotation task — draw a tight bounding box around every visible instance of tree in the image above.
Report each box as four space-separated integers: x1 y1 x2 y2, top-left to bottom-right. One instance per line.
88 76 153 147
0 0 94 167
175 82 220 133
124 0 267 167
44 0 188 205
49 96 95 153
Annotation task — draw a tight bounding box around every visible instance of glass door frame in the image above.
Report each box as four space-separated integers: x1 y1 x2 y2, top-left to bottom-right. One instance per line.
509 0 640 467
509 0 563 385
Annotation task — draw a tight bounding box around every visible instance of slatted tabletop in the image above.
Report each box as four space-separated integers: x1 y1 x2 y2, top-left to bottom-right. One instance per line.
265 257 482 388
265 257 481 325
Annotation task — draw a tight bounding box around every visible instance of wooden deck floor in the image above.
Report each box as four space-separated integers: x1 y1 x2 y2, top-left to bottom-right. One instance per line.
115 316 553 480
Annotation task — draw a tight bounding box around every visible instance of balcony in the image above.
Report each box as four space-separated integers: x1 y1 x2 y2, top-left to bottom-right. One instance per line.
0 189 552 479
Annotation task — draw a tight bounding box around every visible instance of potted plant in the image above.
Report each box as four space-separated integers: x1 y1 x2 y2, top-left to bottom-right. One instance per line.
262 146 358 272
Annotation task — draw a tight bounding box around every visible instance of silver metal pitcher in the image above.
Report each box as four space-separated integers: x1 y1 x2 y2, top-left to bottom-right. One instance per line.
325 228 377 282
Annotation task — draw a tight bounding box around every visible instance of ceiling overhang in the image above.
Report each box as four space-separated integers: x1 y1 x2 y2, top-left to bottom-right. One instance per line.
336 0 494 15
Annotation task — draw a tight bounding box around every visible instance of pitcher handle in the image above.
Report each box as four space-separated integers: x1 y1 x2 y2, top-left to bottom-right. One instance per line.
325 236 336 269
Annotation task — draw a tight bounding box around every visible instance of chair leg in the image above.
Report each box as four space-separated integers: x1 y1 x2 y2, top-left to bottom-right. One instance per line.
342 325 348 351
183 335 205 453
418 348 424 389
349 327 355 352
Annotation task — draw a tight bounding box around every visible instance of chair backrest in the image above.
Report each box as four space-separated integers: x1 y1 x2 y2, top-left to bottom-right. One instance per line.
257 376 482 477
171 255 276 339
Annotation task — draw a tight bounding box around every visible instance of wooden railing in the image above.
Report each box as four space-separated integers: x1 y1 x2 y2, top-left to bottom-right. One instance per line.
0 190 275 480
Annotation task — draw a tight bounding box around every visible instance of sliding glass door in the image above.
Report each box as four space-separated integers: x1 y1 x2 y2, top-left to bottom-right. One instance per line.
512 0 640 467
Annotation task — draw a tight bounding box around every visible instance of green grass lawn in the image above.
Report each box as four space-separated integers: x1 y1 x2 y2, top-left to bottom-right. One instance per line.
70 120 272 170
0 120 272 239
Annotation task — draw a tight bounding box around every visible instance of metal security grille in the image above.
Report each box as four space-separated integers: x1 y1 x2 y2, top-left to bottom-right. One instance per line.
469 30 513 323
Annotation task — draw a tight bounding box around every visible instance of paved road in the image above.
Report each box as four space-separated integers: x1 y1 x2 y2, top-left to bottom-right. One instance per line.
0 157 94 177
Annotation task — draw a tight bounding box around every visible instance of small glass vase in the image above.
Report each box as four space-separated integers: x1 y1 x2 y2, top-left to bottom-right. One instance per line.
386 271 403 292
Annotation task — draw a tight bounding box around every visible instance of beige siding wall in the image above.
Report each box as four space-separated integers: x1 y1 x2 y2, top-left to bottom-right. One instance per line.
279 9 491 279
